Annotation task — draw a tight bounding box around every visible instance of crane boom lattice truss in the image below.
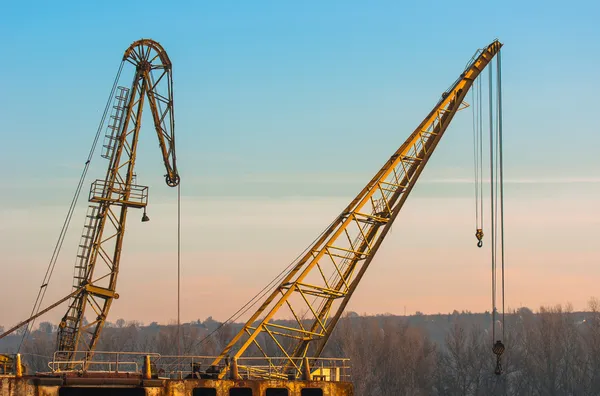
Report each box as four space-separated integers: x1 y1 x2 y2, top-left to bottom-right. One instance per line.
213 40 502 379
56 39 179 364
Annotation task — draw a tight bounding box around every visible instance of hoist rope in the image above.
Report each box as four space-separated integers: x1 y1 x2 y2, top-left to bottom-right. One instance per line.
488 47 506 375
18 61 125 352
472 82 479 229
491 49 506 342
176 181 182 371
496 49 506 339
472 75 484 248
489 60 497 344
478 78 484 233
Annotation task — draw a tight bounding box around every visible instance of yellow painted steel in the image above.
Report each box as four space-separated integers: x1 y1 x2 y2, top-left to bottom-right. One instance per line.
0 354 12 375
55 39 179 366
14 355 22 378
0 377 355 396
144 355 152 380
213 40 503 379
84 284 120 299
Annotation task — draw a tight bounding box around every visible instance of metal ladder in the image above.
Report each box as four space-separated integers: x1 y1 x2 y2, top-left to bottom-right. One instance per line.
72 205 100 290
101 86 130 160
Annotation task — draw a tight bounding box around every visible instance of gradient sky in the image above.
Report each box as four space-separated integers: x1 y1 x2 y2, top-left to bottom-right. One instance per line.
1 0 599 328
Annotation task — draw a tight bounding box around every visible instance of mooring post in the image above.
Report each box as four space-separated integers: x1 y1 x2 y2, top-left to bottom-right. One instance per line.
143 355 151 379
229 357 239 380
15 354 23 378
302 357 311 381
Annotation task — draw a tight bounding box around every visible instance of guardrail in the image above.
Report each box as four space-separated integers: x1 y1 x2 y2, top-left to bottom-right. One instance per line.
89 179 148 208
47 351 351 382
0 353 24 377
49 351 159 373
155 356 350 381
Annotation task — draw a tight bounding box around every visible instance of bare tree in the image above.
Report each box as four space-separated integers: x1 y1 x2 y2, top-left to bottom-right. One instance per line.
11 297 600 394
21 329 55 373
38 322 55 334
330 315 435 396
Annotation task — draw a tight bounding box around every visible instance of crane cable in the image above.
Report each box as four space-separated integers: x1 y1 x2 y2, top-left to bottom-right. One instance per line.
473 72 484 248
489 48 506 375
18 61 125 352
184 216 341 354
498 45 506 348
176 182 182 369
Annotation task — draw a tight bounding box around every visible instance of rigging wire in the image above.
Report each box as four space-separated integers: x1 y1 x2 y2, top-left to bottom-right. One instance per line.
489 62 496 344
473 75 484 248
479 73 484 232
489 47 506 375
497 49 506 340
472 79 478 228
18 61 125 352
177 183 182 358
185 216 340 353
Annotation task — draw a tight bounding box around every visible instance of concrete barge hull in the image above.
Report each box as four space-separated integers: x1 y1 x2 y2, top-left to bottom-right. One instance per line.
1 375 354 396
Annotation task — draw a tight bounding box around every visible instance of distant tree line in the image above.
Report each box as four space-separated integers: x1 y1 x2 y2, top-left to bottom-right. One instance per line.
2 299 600 395
327 299 600 395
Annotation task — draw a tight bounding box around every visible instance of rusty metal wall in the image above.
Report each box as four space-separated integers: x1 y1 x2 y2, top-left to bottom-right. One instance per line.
0 376 354 396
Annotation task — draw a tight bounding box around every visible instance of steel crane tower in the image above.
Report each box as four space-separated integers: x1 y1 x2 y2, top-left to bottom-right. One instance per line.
0 39 179 367
211 39 503 380
54 39 180 364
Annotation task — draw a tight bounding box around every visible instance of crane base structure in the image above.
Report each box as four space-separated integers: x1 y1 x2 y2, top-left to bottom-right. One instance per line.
1 351 353 396
1 378 353 396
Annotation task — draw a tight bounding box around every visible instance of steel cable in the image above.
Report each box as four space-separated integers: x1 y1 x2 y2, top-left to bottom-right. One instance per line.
489 47 506 376
497 49 505 340
177 182 182 363
472 79 479 230
18 61 125 351
185 216 340 353
473 75 484 246
489 61 497 344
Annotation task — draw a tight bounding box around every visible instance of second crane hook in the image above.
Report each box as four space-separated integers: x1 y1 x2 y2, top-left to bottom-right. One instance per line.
476 228 484 248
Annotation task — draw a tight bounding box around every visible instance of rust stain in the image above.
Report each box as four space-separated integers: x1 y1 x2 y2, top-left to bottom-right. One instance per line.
0 376 353 396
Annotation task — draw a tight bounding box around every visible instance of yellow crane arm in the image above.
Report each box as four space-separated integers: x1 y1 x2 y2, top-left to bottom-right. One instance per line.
212 39 502 379
0 287 83 342
124 39 179 187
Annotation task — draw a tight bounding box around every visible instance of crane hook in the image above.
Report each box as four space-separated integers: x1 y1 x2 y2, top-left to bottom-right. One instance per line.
476 228 484 248
492 340 505 375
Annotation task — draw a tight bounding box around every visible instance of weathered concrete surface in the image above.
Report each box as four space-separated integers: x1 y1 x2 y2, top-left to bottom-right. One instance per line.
0 375 354 396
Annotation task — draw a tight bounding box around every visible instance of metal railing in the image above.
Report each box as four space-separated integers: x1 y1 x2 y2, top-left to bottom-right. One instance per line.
89 179 148 208
152 355 350 381
0 353 24 377
47 351 351 382
49 351 159 373
0 354 15 375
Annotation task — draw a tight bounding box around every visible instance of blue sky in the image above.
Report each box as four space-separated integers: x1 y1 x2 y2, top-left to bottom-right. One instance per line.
1 1 599 326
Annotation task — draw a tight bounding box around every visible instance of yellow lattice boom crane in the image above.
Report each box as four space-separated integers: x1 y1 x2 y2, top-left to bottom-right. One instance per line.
211 39 503 380
0 39 179 369
56 39 179 366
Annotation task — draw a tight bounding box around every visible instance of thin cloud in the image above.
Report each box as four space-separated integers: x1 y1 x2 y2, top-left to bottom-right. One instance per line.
182 173 600 186
423 177 600 184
